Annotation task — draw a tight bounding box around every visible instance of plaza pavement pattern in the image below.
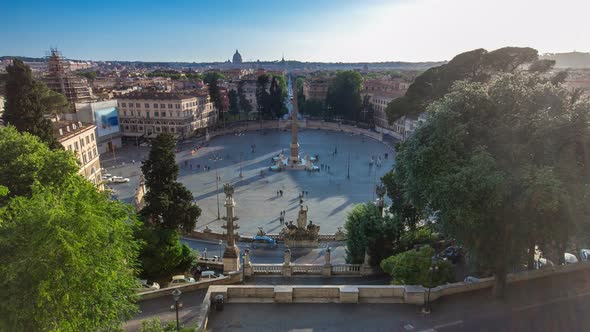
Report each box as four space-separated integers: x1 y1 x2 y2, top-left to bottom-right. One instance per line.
103 129 395 235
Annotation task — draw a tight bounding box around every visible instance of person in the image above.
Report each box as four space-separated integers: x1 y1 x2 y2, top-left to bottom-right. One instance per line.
300 198 303 205
280 190 283 197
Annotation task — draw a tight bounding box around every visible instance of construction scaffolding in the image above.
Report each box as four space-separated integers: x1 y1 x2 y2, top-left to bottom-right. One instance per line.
44 48 93 107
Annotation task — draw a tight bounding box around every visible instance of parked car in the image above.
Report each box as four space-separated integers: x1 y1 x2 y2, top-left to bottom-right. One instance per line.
201 270 224 280
169 275 196 285
135 280 160 292
437 246 463 263
110 176 130 183
251 235 278 249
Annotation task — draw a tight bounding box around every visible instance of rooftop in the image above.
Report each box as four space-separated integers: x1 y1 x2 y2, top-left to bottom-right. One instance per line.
118 90 208 101
52 120 95 142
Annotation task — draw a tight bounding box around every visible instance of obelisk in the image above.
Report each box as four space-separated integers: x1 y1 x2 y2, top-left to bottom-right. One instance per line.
289 75 300 164
222 183 240 273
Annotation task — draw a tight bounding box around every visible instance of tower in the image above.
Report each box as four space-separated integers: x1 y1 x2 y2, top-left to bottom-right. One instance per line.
221 183 241 273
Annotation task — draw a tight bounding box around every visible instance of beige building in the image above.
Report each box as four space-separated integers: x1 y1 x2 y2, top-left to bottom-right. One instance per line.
53 120 102 185
117 91 217 139
303 78 330 102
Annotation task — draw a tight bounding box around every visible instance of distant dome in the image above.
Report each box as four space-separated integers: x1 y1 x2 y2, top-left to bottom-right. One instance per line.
232 49 243 64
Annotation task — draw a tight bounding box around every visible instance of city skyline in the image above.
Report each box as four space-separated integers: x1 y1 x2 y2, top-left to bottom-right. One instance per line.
2 0 590 62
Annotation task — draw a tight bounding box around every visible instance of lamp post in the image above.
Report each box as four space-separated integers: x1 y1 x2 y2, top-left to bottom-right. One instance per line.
172 288 182 331
209 153 223 219
423 256 440 314
218 239 223 260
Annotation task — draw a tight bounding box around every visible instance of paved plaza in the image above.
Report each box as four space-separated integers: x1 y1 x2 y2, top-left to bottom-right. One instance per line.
103 129 394 235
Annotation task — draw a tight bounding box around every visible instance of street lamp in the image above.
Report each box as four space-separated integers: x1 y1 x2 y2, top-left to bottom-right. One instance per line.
203 248 207 259
172 288 182 332
218 239 223 260
423 256 441 314
209 153 223 219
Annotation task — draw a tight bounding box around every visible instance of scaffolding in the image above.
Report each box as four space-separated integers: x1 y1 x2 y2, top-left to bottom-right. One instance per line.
44 48 93 107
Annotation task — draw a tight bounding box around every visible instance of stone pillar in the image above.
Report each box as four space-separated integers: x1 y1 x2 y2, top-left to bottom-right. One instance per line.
243 248 253 277
222 184 241 274
361 249 373 276
322 247 332 276
282 249 292 277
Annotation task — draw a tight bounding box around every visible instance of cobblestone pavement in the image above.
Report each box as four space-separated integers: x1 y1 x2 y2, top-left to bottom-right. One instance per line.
102 129 395 235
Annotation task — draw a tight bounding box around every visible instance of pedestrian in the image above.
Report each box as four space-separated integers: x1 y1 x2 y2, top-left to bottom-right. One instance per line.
305 191 308 196
300 198 303 205
280 190 283 197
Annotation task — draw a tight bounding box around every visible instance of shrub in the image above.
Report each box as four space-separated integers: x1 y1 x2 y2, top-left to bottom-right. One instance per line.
380 245 454 287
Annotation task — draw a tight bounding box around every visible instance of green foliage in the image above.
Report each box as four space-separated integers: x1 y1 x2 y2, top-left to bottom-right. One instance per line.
385 47 547 123
381 170 424 230
300 99 326 117
394 72 590 295
326 71 363 121
207 79 225 114
140 317 180 332
202 72 226 85
0 175 141 331
269 76 286 118
141 133 201 232
3 59 63 148
0 126 78 205
380 245 454 287
256 74 271 119
77 70 97 80
136 226 196 280
344 203 396 264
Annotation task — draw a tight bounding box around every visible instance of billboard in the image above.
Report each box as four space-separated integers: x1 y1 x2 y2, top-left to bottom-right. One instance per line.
94 107 120 137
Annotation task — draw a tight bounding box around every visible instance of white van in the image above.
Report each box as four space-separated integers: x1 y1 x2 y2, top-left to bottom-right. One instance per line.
201 271 224 279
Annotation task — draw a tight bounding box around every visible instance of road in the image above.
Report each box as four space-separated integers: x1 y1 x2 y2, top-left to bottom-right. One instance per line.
181 238 348 264
207 269 590 332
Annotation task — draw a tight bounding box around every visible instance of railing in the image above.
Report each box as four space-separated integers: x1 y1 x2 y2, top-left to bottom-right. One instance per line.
332 264 361 274
292 264 323 274
252 264 282 274
318 234 337 241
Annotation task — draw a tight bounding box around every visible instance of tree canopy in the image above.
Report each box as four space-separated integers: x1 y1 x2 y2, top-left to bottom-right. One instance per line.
3 59 65 149
394 72 590 296
385 47 548 123
0 127 141 331
326 70 363 121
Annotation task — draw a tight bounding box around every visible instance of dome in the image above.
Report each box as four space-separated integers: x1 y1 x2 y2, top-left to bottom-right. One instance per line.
232 49 243 64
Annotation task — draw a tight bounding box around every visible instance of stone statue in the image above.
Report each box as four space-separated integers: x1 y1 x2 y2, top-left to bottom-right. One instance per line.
297 205 308 229
375 184 386 199
223 183 234 198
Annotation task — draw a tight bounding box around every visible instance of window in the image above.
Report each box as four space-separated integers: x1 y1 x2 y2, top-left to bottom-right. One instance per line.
74 142 79 150
144 103 150 108
175 104 180 109
139 126 143 131
154 111 159 117
80 138 85 148
146 111 150 119
161 104 166 108
88 151 92 161
82 154 87 164
123 110 127 116
121 102 127 107
67 145 72 151
135 103 140 108
91 133 94 141
161 112 166 117
170 127 175 132
153 103 158 108
129 103 134 108
156 127 161 132
125 125 129 130
176 111 180 117
94 148 98 156
168 104 173 109
86 136 90 144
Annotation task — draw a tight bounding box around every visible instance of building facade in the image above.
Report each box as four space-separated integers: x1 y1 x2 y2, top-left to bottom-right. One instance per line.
75 100 122 154
53 120 102 185
117 91 217 140
303 78 330 102
44 49 94 105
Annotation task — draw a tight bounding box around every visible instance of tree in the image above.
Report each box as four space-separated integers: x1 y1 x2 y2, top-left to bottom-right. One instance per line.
361 94 375 126
3 59 62 149
141 133 201 232
256 74 271 119
394 72 590 297
228 89 240 115
269 76 286 118
380 245 454 287
344 203 396 265
385 47 549 123
0 174 141 331
139 133 200 280
300 99 325 117
0 126 78 205
237 81 252 114
326 71 363 121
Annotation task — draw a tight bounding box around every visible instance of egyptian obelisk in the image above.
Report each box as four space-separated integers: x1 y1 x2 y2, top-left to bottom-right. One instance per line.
289 75 300 164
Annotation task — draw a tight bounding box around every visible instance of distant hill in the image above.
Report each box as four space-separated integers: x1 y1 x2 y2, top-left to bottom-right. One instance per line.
540 52 590 69
0 56 46 62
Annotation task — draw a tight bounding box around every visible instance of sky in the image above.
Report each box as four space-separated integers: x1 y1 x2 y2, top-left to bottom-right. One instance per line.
1 0 589 63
